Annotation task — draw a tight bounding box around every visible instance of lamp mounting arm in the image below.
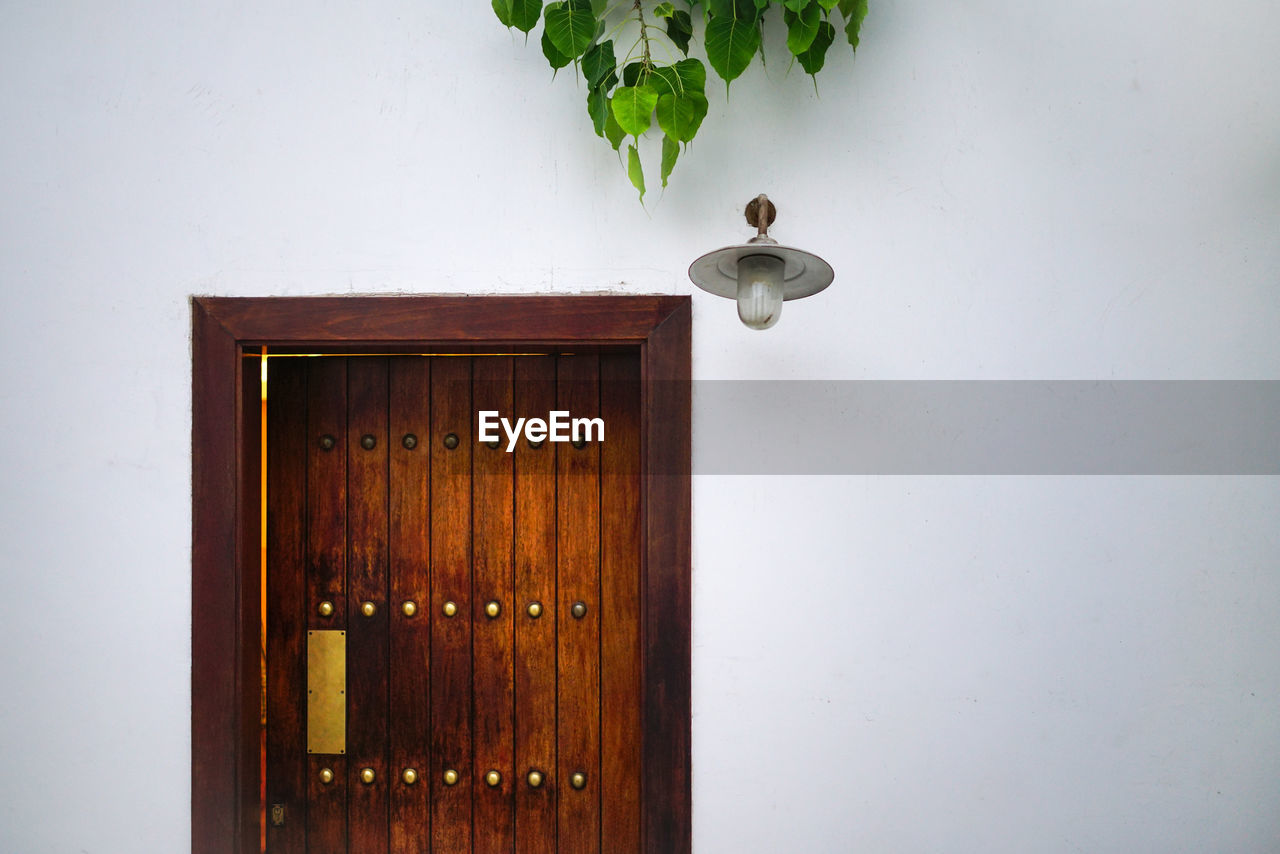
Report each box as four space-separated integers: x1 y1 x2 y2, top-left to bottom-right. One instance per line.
744 194 777 239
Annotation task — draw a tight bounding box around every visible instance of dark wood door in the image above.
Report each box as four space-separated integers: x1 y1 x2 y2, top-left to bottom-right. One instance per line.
264 353 641 853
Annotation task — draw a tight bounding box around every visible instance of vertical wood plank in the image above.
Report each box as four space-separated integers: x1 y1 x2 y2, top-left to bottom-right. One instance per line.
599 352 642 852
556 354 602 854
430 357 473 852
306 357 348 853
472 357 516 852
389 358 431 853
241 353 265 854
513 357 558 854
265 357 307 854
191 303 239 854
308 753 348 854
347 358 390 851
643 303 693 854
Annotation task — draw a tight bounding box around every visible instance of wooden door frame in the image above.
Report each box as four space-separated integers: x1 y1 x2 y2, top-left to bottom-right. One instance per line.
191 295 691 854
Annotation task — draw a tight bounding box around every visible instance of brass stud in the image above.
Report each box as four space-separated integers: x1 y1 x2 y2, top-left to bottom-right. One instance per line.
319 767 334 785
401 600 417 617
485 600 500 619
319 434 336 451
526 601 543 619
360 601 376 618
570 772 587 790
486 439 501 450
443 432 459 450
402 433 418 450
360 767 375 785
485 770 502 788
317 600 334 618
571 601 588 619
528 438 544 449
360 434 376 450
442 600 458 618
443 769 459 786
402 768 418 785
571 437 587 449
527 770 544 788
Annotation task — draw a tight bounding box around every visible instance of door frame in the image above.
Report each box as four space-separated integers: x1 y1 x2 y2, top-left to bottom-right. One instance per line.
191 295 691 854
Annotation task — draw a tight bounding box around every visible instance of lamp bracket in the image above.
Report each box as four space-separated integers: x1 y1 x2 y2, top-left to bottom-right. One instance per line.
744 194 777 237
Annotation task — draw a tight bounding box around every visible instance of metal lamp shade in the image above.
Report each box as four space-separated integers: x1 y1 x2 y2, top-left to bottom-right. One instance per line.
688 237 834 301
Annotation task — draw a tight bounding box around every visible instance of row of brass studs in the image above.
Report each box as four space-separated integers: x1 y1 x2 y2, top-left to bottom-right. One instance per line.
317 600 588 619
318 767 582 789
318 433 587 451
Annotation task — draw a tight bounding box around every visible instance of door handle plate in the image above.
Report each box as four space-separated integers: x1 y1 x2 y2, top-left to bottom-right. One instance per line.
307 630 346 755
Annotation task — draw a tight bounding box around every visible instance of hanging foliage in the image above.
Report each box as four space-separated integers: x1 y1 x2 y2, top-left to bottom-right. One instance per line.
493 0 868 201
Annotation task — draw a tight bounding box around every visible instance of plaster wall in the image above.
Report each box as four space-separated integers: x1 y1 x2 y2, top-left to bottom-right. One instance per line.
1 1 1277 851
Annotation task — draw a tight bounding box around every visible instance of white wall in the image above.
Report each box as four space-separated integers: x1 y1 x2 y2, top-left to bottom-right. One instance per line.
1 1 1277 851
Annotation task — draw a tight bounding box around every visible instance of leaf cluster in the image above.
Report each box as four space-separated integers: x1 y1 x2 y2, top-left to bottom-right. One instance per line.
494 0 868 201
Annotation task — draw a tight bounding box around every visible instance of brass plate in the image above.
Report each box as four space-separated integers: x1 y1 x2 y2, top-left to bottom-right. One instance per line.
307 630 346 755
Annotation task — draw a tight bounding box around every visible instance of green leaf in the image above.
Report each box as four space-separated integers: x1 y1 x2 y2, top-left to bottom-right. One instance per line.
544 2 595 59
654 1 676 17
796 19 835 75
816 0 839 9
541 28 572 70
647 58 707 97
492 0 513 27
783 3 821 55
655 91 709 142
666 10 693 55
782 0 812 10
705 6 761 86
582 39 616 90
587 86 608 136
604 103 626 150
509 0 543 33
708 0 760 18
610 84 659 137
838 0 868 50
627 144 645 201
661 134 680 188
622 61 646 88
590 0 607 13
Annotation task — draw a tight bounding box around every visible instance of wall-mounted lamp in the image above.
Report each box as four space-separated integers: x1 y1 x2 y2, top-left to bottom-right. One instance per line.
688 194 834 330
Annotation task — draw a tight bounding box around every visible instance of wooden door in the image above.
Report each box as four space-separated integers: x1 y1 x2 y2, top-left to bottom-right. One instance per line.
263 353 641 853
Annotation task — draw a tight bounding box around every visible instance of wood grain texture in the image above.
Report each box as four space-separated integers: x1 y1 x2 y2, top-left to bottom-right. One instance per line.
305 358 348 850
307 358 348 629
556 354 602 854
513 357 558 854
307 754 348 854
599 352 643 852
191 303 240 854
239 353 265 854
642 303 692 854
265 357 307 854
199 296 687 346
429 356 473 852
346 358 390 851
471 357 517 853
388 358 432 853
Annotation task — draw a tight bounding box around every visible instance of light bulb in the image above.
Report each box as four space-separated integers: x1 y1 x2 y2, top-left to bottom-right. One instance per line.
736 253 786 330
